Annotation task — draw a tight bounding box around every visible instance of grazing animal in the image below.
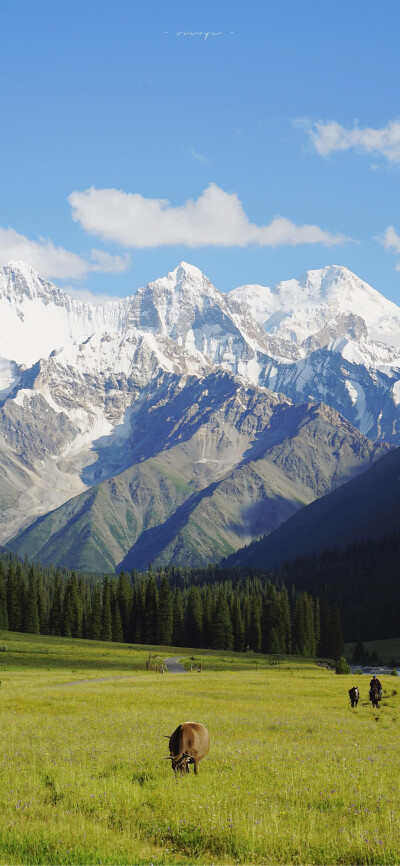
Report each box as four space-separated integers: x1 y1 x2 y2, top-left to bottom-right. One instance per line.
164 722 210 776
369 682 381 708
348 686 359 707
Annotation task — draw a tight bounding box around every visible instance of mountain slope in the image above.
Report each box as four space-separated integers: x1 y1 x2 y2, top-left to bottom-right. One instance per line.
7 374 387 571
1 259 399 568
224 447 400 570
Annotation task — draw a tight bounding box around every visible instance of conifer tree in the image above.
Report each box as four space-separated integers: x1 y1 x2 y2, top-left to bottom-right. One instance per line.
24 566 40 634
279 587 292 654
89 585 102 641
171 586 184 646
36 571 47 634
313 597 321 655
116 572 132 642
144 574 158 644
231 590 244 652
249 591 262 652
101 576 113 642
7 562 21 631
262 584 280 653
211 588 233 650
0 560 8 630
157 575 173 646
131 579 146 644
49 572 63 636
111 581 124 643
62 572 83 638
242 594 251 650
185 585 203 648
202 585 213 648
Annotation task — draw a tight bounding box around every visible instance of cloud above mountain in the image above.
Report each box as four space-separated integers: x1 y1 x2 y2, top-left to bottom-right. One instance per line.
302 119 400 164
379 225 400 271
68 183 348 249
0 227 131 280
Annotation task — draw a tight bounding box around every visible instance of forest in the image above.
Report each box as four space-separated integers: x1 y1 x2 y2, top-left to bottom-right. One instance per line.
0 551 343 660
2 529 398 657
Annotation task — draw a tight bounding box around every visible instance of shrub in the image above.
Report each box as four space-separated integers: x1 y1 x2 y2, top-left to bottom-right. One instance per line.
391 668 398 677
335 656 351 674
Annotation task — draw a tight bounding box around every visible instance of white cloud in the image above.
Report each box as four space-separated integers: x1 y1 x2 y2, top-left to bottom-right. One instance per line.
191 147 209 164
302 119 400 163
62 285 119 305
378 225 400 270
68 183 348 249
380 225 400 254
0 227 131 280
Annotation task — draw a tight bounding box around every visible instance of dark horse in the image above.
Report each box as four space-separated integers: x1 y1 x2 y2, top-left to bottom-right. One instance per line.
369 682 381 708
348 686 359 707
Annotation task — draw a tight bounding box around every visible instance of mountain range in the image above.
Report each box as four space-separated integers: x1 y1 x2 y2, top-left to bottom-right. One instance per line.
1 260 398 571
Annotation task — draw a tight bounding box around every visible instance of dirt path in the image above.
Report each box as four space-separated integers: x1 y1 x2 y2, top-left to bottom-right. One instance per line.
164 656 186 673
57 674 138 687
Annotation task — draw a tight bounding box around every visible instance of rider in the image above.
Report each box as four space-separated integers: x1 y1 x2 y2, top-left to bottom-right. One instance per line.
369 674 382 698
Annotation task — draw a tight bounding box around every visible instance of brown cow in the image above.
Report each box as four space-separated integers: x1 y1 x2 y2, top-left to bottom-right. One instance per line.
164 722 210 776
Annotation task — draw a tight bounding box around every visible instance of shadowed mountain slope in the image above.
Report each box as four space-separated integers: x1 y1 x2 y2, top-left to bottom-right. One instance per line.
7 374 387 571
224 447 400 570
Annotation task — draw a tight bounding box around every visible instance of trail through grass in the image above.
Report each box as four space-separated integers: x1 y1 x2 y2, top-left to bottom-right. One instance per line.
0 632 399 864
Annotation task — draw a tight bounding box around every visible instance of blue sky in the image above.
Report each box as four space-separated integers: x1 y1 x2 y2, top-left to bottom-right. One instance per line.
1 0 400 302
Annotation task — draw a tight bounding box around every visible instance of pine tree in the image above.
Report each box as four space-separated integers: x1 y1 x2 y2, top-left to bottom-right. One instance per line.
202 585 213 648
262 584 280 653
279 587 292 654
24 567 40 634
111 581 124 643
7 562 23 631
101 576 113 642
62 572 83 638
0 560 8 630
249 592 262 652
49 572 63 636
185 585 203 648
36 571 47 634
116 572 132 642
171 587 184 646
144 574 158 645
211 588 234 650
231 590 244 652
157 576 173 646
89 585 102 641
131 579 146 644
242 594 251 650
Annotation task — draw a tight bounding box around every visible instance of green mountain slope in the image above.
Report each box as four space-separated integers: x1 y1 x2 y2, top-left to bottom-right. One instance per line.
7 381 387 572
225 446 400 570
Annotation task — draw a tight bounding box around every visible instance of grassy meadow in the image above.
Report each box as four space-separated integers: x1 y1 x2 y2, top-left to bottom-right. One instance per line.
0 632 399 865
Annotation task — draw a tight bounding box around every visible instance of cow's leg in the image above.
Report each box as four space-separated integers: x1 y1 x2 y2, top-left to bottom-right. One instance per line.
193 760 199 775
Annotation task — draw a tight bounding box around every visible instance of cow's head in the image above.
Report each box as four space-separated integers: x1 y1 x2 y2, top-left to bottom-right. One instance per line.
165 752 191 776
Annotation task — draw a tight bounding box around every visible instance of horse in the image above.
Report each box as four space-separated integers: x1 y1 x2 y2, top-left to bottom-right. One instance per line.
348 686 359 707
369 682 381 708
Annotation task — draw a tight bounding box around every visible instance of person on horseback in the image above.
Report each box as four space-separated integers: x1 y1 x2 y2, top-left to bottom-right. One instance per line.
369 674 382 700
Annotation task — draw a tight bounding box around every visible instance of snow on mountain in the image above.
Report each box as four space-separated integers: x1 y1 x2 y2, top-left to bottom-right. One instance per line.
0 258 399 549
231 265 400 349
232 265 400 442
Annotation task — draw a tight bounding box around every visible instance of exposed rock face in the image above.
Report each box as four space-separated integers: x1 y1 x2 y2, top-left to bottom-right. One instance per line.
8 373 387 571
0 260 397 568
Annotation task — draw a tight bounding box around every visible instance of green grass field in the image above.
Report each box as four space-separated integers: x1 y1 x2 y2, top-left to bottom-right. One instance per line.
0 632 399 865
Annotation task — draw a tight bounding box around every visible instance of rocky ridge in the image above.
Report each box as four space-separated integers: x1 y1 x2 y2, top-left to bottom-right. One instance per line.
0 259 398 567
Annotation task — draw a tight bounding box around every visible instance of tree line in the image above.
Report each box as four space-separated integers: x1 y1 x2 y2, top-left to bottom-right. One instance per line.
271 530 400 642
0 554 343 658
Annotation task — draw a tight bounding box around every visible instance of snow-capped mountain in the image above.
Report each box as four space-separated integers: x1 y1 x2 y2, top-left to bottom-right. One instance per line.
231 265 400 442
0 259 398 566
